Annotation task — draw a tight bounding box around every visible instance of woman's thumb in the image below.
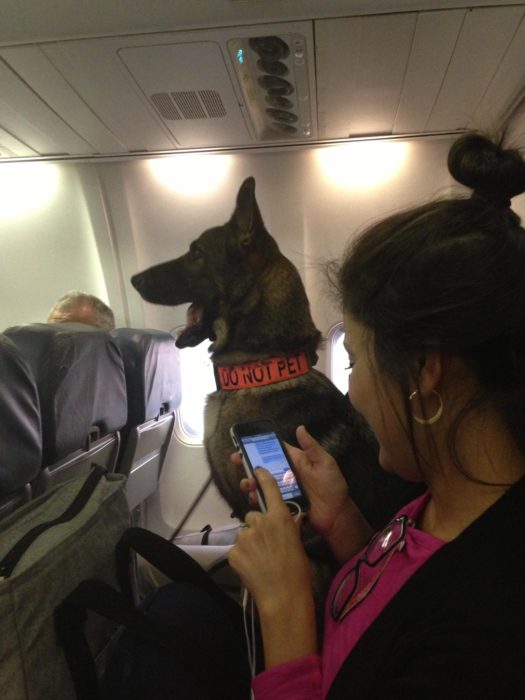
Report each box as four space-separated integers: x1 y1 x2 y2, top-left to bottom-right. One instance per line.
296 425 321 453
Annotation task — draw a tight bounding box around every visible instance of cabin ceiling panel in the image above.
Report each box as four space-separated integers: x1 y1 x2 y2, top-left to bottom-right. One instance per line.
393 10 465 133
316 6 525 139
426 6 525 131
2 46 128 155
0 20 316 157
117 41 252 148
468 10 525 129
40 42 179 153
0 6 524 160
316 13 418 138
0 58 94 156
0 125 37 157
1 1 523 45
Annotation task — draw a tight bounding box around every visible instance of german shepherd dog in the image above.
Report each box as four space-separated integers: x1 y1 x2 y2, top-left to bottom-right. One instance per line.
131 178 417 532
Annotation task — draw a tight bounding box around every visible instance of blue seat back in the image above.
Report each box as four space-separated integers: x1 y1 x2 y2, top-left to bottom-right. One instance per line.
4 323 127 467
0 334 42 502
112 327 181 428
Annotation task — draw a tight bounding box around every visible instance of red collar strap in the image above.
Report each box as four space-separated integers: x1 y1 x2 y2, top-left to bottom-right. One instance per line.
214 352 311 390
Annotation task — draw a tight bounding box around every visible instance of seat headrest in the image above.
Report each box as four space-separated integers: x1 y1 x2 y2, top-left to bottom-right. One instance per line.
0 334 42 496
4 323 127 466
111 328 181 426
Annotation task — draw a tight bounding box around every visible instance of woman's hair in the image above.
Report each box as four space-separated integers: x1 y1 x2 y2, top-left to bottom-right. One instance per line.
335 132 525 473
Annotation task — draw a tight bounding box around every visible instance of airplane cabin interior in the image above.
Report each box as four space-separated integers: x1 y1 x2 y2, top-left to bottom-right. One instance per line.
1 1 525 696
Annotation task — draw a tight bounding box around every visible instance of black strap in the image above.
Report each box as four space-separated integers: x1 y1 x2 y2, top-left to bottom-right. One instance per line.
115 527 244 625
0 464 106 579
116 527 220 591
201 524 213 545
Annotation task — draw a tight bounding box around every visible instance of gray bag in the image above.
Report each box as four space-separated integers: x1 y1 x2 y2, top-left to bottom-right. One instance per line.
0 466 130 700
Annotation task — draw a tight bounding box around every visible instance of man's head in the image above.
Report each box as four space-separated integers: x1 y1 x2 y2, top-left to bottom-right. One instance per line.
47 290 115 330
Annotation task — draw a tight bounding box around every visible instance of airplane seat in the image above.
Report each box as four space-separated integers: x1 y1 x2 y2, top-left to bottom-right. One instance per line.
0 334 42 518
111 328 181 510
3 323 127 495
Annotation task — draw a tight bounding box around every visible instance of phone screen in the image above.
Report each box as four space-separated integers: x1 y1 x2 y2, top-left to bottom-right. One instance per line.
239 430 303 501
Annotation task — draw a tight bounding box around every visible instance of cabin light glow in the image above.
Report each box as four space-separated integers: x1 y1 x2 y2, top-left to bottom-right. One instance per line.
148 154 232 196
0 162 60 220
316 140 408 189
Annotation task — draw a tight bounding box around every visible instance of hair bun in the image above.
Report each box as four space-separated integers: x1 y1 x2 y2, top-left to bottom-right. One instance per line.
448 132 525 206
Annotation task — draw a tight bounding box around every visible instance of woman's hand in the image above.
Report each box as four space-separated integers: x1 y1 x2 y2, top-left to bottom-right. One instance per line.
233 425 371 562
287 425 353 536
233 426 349 534
228 468 317 667
288 426 372 561
235 426 372 563
229 467 312 611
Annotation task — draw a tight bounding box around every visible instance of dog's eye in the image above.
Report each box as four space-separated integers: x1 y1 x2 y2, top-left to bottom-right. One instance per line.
345 361 355 370
190 247 203 260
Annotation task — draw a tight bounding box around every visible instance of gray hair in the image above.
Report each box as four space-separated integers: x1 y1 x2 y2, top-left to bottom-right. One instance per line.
47 290 115 331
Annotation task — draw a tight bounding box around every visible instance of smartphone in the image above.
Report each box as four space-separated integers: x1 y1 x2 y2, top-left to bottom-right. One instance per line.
230 418 308 512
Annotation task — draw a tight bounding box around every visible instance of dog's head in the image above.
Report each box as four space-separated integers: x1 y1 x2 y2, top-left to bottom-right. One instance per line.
131 177 278 350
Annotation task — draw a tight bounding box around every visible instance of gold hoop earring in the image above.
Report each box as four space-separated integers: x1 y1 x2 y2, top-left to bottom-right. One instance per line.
409 389 443 425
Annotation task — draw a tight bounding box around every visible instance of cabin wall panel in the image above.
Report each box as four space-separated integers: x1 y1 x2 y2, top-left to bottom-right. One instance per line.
0 163 109 329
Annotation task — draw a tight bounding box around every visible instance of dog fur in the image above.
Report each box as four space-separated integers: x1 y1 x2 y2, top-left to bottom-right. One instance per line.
131 177 418 530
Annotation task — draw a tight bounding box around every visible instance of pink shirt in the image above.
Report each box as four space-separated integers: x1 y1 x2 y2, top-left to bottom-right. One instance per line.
252 492 444 700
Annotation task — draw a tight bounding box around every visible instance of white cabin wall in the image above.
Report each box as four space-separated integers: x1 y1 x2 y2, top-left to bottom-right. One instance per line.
0 162 110 329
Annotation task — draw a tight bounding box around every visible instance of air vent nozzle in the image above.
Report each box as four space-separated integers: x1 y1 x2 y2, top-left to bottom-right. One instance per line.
228 33 313 141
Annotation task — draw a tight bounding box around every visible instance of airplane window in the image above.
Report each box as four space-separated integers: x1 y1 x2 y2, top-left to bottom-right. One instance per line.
329 322 351 394
174 335 216 444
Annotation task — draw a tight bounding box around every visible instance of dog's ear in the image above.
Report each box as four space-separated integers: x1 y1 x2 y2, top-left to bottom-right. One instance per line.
230 176 264 247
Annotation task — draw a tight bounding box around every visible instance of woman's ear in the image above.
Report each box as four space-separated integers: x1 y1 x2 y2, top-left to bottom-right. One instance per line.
415 349 443 397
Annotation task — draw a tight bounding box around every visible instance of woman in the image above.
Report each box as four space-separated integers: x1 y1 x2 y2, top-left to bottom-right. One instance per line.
228 132 525 698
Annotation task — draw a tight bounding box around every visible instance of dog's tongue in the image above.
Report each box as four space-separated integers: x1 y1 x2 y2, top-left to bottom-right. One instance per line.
186 303 203 328
175 303 206 348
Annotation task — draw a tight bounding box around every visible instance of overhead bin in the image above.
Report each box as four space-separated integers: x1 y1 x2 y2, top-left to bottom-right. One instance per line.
0 7 524 158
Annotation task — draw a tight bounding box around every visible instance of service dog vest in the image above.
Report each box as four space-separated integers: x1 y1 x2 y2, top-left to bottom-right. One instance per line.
214 353 310 390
